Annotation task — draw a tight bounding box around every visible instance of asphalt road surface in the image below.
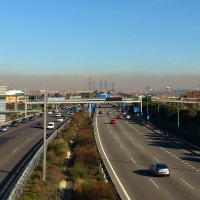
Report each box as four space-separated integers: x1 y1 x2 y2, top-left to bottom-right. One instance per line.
0 109 72 198
94 105 200 200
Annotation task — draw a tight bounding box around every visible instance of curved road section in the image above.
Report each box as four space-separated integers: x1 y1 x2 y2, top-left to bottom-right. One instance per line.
94 105 200 200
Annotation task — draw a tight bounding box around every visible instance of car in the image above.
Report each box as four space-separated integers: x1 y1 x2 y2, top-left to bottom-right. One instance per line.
117 115 122 119
28 116 35 121
39 113 44 117
111 119 116 124
47 122 55 129
0 125 9 131
21 118 28 123
126 115 131 119
11 120 19 127
36 122 43 128
107 111 111 115
56 113 61 117
150 163 170 176
61 115 65 119
48 110 52 114
99 111 103 114
118 109 121 112
57 116 63 122
68 111 74 115
122 112 127 116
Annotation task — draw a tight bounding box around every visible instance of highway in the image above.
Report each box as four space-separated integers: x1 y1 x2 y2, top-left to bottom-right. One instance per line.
0 109 71 198
94 105 200 200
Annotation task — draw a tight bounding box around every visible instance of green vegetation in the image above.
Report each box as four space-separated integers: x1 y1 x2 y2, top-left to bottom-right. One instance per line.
130 99 200 146
20 108 116 200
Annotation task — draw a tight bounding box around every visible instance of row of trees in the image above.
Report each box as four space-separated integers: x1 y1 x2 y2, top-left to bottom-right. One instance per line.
130 97 200 145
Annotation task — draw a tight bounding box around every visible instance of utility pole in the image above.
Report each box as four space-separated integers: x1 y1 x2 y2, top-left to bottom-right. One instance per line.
43 89 47 181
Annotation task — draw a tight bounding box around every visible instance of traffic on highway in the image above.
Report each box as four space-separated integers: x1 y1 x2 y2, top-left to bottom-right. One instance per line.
94 104 200 200
0 106 76 198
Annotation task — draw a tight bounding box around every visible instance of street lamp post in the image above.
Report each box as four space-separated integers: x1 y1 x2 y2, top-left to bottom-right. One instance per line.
167 87 179 134
156 97 160 129
146 89 152 122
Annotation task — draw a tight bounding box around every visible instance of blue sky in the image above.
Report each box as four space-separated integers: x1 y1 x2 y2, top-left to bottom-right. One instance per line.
0 0 200 90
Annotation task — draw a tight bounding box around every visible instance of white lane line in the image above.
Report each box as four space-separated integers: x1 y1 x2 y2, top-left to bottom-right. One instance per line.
149 178 159 189
182 149 189 153
12 148 18 153
26 139 30 142
129 137 133 140
120 145 123 149
130 157 136 163
36 132 39 135
96 117 131 200
139 145 143 149
8 138 12 142
115 137 117 139
180 178 194 189
154 157 160 162
21 132 24 134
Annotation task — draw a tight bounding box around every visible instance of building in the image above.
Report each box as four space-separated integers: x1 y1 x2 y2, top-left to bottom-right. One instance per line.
104 80 107 90
6 90 25 103
100 81 102 90
0 86 7 122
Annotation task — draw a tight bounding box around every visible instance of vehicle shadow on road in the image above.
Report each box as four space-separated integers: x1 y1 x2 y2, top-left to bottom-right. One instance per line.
132 169 153 177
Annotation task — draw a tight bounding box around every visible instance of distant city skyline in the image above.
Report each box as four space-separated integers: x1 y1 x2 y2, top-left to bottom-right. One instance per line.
0 1 199 91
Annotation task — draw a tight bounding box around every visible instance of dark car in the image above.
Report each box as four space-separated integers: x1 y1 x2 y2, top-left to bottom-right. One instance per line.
61 115 65 119
39 113 44 117
36 122 43 128
21 118 28 123
28 116 35 121
99 111 103 114
11 120 19 127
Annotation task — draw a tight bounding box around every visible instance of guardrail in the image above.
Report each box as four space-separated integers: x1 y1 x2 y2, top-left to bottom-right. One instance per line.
129 112 200 151
1 117 72 200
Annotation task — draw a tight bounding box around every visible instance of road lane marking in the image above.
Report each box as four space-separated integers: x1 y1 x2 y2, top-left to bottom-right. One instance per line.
26 139 30 142
36 132 39 135
129 137 133 140
139 145 143 149
182 149 189 153
115 137 117 139
21 132 24 134
120 145 123 149
8 138 12 142
154 157 160 162
180 178 194 189
130 157 136 163
12 148 18 153
96 118 131 200
149 178 159 189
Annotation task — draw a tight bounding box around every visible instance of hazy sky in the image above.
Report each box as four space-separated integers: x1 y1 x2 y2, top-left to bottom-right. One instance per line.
0 0 200 91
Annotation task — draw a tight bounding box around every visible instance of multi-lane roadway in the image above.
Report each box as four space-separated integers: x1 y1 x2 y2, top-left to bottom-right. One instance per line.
0 109 71 198
94 105 200 200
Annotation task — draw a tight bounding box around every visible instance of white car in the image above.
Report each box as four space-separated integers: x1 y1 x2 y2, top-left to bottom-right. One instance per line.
47 122 55 129
57 116 63 122
126 115 131 119
48 110 52 114
56 113 61 117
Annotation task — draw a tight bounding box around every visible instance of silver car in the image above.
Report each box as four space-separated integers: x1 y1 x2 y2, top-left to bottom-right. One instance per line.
0 125 9 132
150 163 170 176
